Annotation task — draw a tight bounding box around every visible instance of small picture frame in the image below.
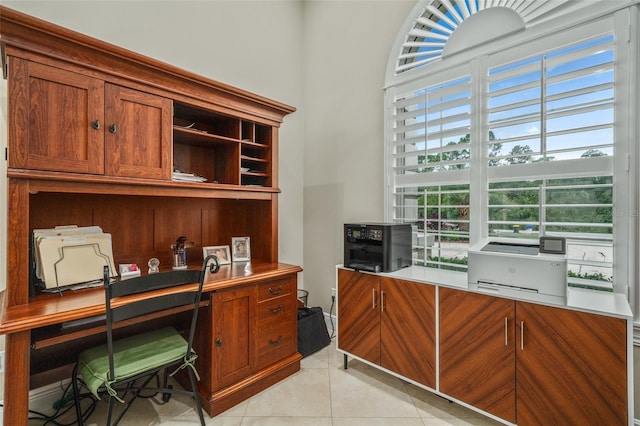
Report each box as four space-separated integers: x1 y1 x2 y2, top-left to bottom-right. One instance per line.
202 245 231 265
231 237 251 262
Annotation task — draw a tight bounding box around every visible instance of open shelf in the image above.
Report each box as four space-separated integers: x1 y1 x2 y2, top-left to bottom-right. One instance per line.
173 102 273 187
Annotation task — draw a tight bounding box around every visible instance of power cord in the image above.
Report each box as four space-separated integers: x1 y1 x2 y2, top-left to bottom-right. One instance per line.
329 294 336 339
7 372 168 425
0 379 97 426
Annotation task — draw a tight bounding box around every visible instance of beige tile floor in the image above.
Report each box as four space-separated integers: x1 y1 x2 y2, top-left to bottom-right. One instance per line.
51 339 504 426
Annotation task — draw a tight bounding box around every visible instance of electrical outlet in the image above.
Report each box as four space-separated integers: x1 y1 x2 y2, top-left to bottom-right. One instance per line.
331 288 336 297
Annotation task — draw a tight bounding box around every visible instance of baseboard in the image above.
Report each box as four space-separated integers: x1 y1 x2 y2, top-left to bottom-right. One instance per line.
0 380 68 425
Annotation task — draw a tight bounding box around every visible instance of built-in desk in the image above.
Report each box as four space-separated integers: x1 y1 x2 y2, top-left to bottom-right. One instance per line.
0 262 302 425
1 6 301 425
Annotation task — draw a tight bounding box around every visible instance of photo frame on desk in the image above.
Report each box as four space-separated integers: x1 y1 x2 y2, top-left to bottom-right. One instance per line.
231 237 251 262
203 245 231 265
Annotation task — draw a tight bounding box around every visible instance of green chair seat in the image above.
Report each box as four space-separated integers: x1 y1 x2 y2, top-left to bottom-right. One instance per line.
78 326 191 399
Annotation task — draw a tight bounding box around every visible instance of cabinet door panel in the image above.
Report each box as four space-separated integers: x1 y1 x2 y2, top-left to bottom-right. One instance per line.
212 285 257 389
337 269 380 364
380 277 436 388
516 302 627 426
104 84 171 179
10 59 105 174
439 287 516 423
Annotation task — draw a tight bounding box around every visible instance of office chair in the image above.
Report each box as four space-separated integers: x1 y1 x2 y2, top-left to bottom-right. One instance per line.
71 255 220 425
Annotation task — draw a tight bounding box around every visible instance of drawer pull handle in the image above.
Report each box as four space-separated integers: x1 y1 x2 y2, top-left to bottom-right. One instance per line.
520 321 525 350
109 123 117 133
505 317 508 346
269 304 283 313
269 336 283 345
92 120 100 130
215 339 223 347
269 285 283 295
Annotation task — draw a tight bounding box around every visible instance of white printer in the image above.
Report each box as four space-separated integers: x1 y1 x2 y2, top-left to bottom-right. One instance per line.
468 237 568 305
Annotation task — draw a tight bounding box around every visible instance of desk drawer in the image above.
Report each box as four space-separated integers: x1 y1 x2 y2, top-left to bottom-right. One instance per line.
257 320 294 369
258 278 292 301
258 295 292 323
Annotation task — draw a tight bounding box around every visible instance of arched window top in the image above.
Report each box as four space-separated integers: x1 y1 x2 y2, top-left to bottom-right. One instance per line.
386 0 579 82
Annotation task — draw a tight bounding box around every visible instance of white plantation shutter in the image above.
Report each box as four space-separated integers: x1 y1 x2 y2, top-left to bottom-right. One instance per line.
487 35 614 166
485 34 615 290
392 75 471 177
389 70 472 271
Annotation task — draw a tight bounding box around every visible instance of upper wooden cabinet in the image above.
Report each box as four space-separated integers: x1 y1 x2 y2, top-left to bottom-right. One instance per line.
2 5 294 190
8 59 172 179
104 83 172 179
8 59 106 174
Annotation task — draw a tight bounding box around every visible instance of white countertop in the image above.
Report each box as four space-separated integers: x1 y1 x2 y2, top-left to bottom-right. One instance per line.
372 265 633 319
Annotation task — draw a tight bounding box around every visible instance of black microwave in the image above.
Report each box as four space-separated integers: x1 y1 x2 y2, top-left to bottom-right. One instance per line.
344 223 412 273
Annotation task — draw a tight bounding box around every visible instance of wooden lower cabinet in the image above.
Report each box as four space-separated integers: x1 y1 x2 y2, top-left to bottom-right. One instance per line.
439 287 628 426
337 269 436 388
516 301 627 426
380 276 436 387
194 275 301 416
439 287 516 423
337 269 381 364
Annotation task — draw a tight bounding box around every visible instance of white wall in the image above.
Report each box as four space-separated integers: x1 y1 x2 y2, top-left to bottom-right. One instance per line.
301 0 414 311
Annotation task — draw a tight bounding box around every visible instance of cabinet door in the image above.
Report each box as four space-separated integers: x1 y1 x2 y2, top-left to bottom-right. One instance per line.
9 58 105 174
439 287 516 423
337 269 380 364
380 277 436 388
212 285 258 390
104 84 172 179
516 302 627 426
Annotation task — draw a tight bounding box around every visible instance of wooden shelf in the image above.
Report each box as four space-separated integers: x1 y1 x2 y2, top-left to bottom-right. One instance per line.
173 126 241 146
241 156 269 164
241 141 270 149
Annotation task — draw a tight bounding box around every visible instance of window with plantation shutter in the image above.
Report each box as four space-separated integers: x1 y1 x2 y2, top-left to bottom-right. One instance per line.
392 76 471 175
385 6 636 300
390 71 472 271
487 35 614 166
485 34 615 290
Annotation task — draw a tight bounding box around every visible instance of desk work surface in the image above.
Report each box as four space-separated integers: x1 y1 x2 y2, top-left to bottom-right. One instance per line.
0 262 302 335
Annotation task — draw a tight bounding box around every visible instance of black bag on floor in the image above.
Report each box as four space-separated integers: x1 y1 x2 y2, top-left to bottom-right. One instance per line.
297 306 330 357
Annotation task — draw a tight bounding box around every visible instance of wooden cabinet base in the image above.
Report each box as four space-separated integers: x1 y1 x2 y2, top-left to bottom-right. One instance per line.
200 353 301 416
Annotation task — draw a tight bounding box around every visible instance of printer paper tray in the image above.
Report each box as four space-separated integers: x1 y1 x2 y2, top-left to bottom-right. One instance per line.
469 281 566 305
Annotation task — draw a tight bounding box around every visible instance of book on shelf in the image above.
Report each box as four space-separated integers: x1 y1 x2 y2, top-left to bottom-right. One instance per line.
172 167 207 182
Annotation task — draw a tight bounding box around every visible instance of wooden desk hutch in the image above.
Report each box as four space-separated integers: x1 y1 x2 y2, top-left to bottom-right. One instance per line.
0 6 302 425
